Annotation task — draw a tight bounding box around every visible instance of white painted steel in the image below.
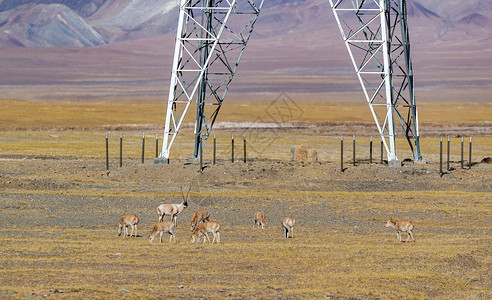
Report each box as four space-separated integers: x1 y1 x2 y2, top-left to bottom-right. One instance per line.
329 0 422 165
379 0 398 163
160 0 237 159
160 0 421 164
159 0 263 160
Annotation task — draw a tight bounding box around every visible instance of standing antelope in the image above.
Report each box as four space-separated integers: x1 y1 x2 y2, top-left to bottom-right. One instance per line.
282 217 295 238
191 221 220 244
157 186 190 226
148 221 176 243
190 209 210 232
118 214 139 237
253 211 266 229
385 219 415 242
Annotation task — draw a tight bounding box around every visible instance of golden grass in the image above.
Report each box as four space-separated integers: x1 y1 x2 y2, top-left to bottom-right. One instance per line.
1 179 490 297
1 99 491 129
0 99 164 129
1 98 490 164
1 130 491 163
0 98 491 298
0 225 490 299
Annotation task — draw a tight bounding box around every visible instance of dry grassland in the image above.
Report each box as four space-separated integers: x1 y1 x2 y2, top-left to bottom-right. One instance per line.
1 223 489 299
1 99 491 129
0 99 491 299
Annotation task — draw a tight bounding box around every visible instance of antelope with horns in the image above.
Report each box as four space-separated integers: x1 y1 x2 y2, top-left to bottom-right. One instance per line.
148 220 176 243
118 214 139 237
282 217 295 238
157 186 190 226
253 211 266 229
385 219 415 242
190 209 210 232
191 221 220 244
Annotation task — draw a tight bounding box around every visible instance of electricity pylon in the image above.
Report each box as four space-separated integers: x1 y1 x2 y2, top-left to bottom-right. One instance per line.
156 0 264 163
329 0 423 165
157 0 423 165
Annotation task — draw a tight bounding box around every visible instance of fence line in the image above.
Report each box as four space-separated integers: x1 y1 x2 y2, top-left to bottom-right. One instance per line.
103 133 477 175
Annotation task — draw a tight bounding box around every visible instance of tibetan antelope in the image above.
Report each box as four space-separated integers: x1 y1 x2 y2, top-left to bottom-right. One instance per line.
191 221 220 244
253 211 266 229
157 186 190 226
282 217 295 238
190 209 210 232
118 214 139 237
148 221 176 243
385 219 415 242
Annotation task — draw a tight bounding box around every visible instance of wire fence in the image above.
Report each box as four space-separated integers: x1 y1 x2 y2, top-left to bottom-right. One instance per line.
104 132 481 176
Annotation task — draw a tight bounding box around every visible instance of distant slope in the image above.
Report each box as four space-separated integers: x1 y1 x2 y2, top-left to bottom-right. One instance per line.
0 4 107 47
407 1 440 18
0 0 107 17
88 0 179 42
0 0 491 47
458 13 489 26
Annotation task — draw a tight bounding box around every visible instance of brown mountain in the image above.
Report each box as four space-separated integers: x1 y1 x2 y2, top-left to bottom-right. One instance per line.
0 0 491 47
0 3 107 47
0 0 491 100
458 13 489 26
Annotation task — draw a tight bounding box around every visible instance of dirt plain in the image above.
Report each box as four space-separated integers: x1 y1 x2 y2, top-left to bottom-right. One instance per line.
0 98 491 299
0 12 491 297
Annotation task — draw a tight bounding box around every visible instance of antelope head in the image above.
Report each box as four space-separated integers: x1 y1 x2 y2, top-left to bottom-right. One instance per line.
180 185 191 207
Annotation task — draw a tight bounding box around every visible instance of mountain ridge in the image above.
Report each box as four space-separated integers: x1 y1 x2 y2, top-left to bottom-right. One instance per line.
0 0 491 48
0 3 107 47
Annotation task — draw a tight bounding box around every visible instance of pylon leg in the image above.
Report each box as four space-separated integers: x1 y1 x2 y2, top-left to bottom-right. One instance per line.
329 0 422 165
157 0 264 162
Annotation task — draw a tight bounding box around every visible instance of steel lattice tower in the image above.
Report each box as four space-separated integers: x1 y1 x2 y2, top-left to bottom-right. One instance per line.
157 0 423 165
329 0 422 165
155 0 264 163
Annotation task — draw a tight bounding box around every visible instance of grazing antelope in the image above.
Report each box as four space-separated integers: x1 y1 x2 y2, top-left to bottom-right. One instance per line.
385 219 415 242
191 221 220 244
157 186 190 226
282 217 295 238
148 221 176 243
118 214 139 237
189 209 210 232
253 211 266 229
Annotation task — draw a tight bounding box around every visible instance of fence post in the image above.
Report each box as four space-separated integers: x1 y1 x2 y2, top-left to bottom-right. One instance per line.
439 136 443 175
243 135 247 163
469 137 472 169
155 134 159 158
199 135 203 174
447 136 450 171
106 133 109 175
231 134 234 163
369 136 373 164
352 135 356 166
340 136 344 173
213 134 216 165
380 140 383 164
461 137 464 169
141 133 145 163
119 133 123 167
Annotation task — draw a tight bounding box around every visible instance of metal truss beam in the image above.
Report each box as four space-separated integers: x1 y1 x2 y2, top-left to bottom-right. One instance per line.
329 0 423 165
158 0 422 165
157 0 264 162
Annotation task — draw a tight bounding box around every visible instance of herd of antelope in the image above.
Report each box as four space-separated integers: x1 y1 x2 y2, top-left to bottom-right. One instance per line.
117 187 415 243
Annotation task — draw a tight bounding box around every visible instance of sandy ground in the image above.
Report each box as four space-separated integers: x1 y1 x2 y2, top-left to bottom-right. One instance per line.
0 152 491 298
